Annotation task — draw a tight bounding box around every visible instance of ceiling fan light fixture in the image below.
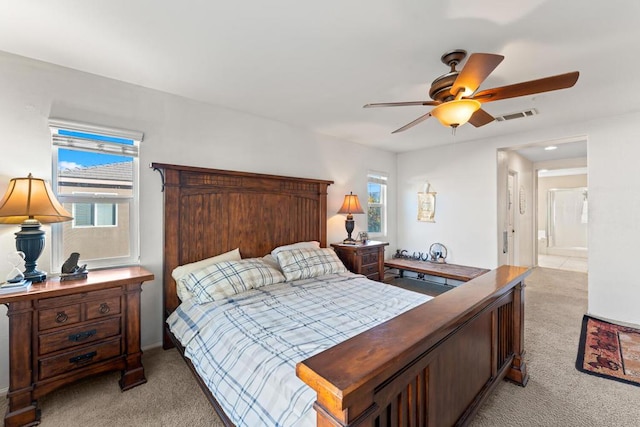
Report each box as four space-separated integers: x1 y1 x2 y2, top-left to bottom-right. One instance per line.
430 99 481 128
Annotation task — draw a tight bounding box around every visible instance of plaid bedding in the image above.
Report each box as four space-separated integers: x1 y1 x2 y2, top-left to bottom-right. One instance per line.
168 272 432 426
275 247 347 281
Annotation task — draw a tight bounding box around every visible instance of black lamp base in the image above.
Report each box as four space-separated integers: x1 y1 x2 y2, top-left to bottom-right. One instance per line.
343 216 357 245
24 270 47 283
16 219 48 283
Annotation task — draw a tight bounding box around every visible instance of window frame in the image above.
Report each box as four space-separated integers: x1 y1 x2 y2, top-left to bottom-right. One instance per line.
367 172 388 237
50 119 142 270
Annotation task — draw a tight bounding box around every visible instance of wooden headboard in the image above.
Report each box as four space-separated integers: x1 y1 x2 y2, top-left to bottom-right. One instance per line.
151 163 333 346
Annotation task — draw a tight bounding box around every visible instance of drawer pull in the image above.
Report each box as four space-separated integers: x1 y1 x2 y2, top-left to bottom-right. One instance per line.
68 329 97 342
55 312 69 323
98 303 110 314
69 351 97 365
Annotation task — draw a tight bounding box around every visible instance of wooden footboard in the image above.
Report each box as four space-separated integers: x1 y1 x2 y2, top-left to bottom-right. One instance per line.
297 265 530 427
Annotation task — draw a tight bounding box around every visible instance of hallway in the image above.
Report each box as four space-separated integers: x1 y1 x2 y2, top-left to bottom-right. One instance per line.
538 254 587 273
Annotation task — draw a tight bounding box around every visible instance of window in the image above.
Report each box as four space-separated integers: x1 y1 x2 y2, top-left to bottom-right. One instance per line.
73 203 117 227
50 119 143 269
367 172 387 236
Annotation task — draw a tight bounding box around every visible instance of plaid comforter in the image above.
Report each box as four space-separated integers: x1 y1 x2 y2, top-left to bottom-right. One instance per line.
168 272 431 426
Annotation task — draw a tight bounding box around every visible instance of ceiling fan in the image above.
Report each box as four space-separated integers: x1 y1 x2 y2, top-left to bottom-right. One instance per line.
364 49 579 133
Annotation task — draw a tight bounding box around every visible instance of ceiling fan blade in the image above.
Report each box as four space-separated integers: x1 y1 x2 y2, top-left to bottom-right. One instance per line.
364 101 440 108
451 53 504 97
472 71 579 103
391 112 432 133
468 108 495 127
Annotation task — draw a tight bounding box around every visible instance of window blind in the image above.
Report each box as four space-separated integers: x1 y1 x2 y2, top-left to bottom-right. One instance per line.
49 118 143 157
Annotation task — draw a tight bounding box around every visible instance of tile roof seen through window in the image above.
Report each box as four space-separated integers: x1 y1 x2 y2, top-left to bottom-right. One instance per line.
59 162 132 182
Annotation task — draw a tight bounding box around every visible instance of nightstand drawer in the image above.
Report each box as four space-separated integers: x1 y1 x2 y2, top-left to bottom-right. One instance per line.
39 317 121 355
39 305 82 330
361 251 379 266
361 264 379 278
39 337 122 380
86 296 121 320
37 287 121 309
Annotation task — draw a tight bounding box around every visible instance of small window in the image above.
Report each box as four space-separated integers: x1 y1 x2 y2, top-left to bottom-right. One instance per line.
50 119 143 269
72 203 117 227
367 172 387 236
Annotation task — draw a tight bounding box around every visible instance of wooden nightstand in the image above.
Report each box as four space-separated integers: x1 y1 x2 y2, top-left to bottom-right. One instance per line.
0 266 154 427
331 241 389 281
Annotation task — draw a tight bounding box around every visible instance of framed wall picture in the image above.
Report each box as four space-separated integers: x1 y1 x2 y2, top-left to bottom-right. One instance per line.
417 190 436 222
519 185 526 214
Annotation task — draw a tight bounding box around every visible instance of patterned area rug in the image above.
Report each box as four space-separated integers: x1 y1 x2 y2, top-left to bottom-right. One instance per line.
576 315 640 386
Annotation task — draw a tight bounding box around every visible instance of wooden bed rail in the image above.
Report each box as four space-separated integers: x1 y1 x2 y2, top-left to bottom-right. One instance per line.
297 265 530 427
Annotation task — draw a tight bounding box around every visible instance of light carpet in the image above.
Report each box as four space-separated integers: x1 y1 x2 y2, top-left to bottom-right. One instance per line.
2 267 639 426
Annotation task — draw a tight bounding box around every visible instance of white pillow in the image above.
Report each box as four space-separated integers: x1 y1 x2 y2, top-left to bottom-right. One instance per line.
271 241 320 257
276 247 347 281
176 281 195 303
172 248 241 301
261 254 281 270
172 248 241 282
183 258 286 304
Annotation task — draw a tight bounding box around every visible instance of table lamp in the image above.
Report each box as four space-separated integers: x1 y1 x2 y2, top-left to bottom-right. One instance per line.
0 173 73 282
337 192 365 244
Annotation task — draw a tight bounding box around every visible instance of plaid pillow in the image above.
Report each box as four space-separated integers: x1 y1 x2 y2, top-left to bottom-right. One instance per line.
184 259 286 304
276 247 347 281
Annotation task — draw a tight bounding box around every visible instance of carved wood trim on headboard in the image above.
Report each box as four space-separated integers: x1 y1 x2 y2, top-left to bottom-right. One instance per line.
151 163 333 347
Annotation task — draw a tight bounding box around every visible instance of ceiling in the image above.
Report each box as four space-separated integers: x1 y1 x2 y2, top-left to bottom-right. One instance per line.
1 0 639 155
513 139 587 163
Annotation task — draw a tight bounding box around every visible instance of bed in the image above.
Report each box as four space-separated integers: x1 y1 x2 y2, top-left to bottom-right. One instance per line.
152 162 530 426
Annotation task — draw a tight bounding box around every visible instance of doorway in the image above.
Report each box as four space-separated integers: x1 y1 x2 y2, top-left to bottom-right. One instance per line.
537 169 588 272
498 136 587 271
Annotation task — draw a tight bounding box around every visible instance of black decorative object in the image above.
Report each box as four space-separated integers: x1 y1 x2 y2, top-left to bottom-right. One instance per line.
393 249 410 259
0 174 73 282
60 252 88 281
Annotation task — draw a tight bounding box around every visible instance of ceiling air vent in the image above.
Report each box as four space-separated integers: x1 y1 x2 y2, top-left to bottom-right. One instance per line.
494 108 538 122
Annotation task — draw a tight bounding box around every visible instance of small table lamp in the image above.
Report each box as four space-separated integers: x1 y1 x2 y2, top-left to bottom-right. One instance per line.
337 192 365 244
0 173 73 282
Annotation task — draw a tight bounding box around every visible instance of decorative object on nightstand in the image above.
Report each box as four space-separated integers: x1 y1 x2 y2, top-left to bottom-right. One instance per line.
337 191 365 244
6 251 26 283
0 173 73 282
331 241 388 281
0 266 154 427
0 252 32 294
60 252 88 281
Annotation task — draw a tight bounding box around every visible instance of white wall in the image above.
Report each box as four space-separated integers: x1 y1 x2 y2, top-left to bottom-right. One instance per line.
497 151 535 267
397 113 640 327
397 139 500 268
0 51 397 391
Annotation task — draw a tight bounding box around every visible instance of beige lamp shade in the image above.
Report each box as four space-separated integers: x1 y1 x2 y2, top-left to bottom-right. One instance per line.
430 99 481 128
0 173 72 224
337 192 364 215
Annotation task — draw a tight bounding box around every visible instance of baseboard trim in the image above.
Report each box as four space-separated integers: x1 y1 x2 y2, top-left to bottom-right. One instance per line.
142 341 163 351
0 386 7 397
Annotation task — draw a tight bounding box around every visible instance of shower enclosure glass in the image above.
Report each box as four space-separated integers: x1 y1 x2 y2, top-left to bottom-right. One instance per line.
545 187 588 256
